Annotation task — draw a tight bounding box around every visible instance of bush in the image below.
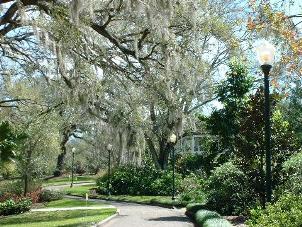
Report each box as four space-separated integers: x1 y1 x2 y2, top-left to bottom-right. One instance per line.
39 189 63 202
206 161 253 215
96 163 181 196
248 193 302 227
150 171 182 195
0 198 32 216
53 169 63 177
0 180 23 197
179 173 207 203
0 162 16 179
280 151 302 195
75 161 86 175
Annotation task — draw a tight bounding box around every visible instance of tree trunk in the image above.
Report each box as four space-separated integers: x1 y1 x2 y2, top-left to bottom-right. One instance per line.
55 124 77 176
158 141 170 170
24 149 32 196
55 134 69 176
144 134 161 169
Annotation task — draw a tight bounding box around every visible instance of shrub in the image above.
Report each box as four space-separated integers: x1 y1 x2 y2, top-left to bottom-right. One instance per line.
176 153 203 175
75 161 86 175
179 173 207 203
150 171 182 196
176 151 216 176
39 189 63 202
53 169 63 177
248 193 302 227
0 162 16 179
280 151 302 195
0 198 32 216
195 209 221 226
0 188 41 204
96 163 180 196
0 180 23 197
206 161 253 215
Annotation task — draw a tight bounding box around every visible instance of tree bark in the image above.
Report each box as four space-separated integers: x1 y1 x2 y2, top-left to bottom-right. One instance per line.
55 124 77 176
24 149 32 196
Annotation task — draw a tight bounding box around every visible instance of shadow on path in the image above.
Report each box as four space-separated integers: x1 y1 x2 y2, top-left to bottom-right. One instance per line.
148 216 191 222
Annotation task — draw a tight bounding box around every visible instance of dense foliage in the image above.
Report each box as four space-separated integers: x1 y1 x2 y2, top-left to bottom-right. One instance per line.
96 163 181 196
206 162 253 215
39 189 64 202
0 198 32 216
248 193 302 227
278 150 302 196
0 0 301 223
178 173 207 204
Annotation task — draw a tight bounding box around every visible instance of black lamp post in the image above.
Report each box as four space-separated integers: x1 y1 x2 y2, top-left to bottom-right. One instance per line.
70 147 75 188
255 40 276 203
169 133 177 201
107 144 113 196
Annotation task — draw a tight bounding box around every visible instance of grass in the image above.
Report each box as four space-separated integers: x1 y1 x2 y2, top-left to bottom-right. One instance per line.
63 184 188 207
45 198 106 208
0 209 116 227
63 184 96 196
43 175 97 186
65 186 187 207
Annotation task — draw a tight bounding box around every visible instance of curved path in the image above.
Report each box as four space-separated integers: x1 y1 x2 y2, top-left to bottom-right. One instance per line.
65 195 193 227
99 201 193 227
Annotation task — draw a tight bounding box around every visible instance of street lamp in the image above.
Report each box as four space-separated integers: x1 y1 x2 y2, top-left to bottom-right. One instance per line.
70 147 76 188
168 133 177 201
107 144 113 196
255 40 276 203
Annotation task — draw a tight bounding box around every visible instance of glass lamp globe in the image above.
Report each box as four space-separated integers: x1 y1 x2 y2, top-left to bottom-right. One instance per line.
169 133 177 144
107 144 113 151
255 40 276 66
72 147 76 153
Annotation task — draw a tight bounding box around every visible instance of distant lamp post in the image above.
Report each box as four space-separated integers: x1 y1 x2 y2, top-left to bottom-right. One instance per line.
169 133 177 201
107 144 113 196
255 40 276 203
70 147 76 188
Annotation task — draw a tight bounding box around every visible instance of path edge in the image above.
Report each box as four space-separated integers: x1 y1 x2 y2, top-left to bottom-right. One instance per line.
95 208 120 226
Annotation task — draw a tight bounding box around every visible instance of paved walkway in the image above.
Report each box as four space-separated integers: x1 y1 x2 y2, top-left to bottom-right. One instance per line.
66 196 193 227
100 202 193 227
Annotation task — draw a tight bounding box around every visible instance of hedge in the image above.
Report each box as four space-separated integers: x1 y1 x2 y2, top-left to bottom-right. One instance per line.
186 203 233 227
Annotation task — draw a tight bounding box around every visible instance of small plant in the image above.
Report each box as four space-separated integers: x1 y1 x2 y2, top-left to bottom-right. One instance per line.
0 198 32 216
39 189 63 202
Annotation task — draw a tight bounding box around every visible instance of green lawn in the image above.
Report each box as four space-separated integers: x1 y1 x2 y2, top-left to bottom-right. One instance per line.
94 194 186 207
45 198 106 208
43 175 97 186
0 209 116 227
63 184 96 196
65 185 186 207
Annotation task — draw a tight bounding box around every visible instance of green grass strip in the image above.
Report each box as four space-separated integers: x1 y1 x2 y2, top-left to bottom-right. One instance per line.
0 209 116 227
